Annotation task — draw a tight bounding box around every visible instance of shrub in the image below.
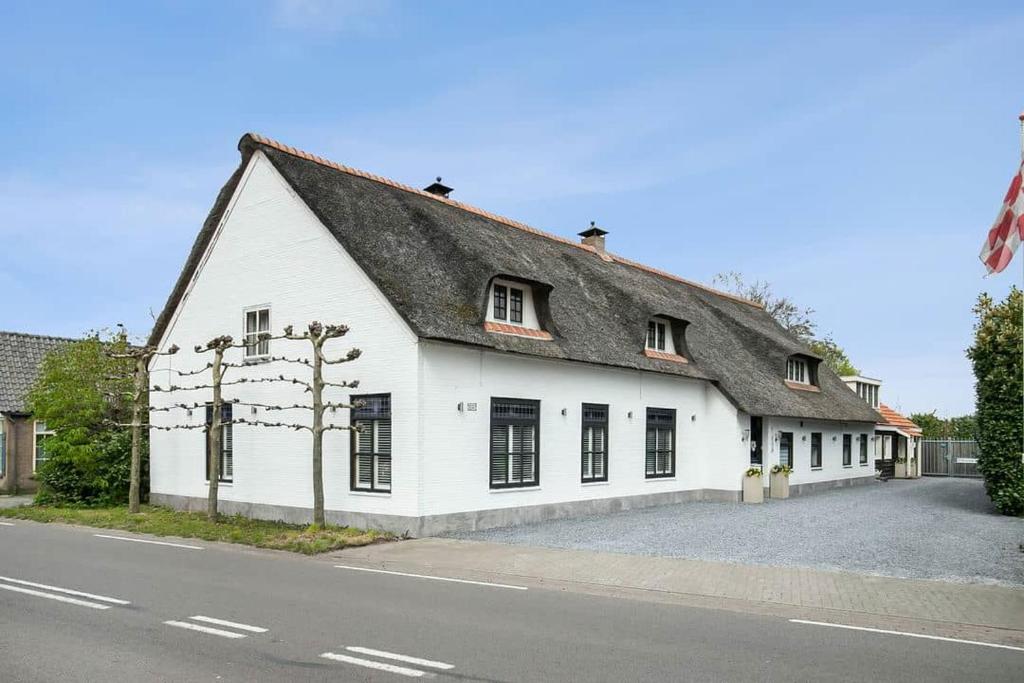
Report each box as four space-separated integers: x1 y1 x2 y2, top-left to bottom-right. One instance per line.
967 287 1023 516
35 430 132 506
744 467 762 477
770 464 792 476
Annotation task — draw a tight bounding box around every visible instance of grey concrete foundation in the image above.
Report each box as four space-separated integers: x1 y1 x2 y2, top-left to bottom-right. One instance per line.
789 475 875 497
152 479 868 537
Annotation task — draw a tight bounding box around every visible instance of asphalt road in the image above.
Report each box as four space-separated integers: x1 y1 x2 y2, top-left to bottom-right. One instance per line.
0 521 1020 682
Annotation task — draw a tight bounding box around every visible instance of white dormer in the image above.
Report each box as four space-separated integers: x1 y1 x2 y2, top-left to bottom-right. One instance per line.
841 375 881 409
487 278 541 330
645 317 677 354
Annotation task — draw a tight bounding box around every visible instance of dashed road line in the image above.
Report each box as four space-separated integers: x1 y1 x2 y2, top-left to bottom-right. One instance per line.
320 652 431 678
0 521 15 526
164 620 248 639
0 583 111 610
789 619 1024 653
334 564 527 591
346 646 454 670
0 576 130 605
93 534 203 550
190 615 268 633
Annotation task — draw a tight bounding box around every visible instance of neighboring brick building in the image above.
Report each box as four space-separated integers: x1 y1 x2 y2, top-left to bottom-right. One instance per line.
0 332 71 494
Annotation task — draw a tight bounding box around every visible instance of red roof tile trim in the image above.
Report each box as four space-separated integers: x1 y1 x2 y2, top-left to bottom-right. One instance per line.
483 321 554 340
246 133 762 310
785 380 821 393
878 403 922 436
643 348 689 364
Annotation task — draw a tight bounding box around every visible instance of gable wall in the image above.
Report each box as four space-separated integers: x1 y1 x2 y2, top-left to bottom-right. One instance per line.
149 152 421 518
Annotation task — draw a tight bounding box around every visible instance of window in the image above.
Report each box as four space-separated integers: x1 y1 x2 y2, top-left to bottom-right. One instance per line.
509 288 524 324
581 403 608 483
779 431 793 468
493 284 508 321
490 398 539 488
787 358 808 384
646 320 667 351
857 383 879 408
204 404 233 483
860 434 869 464
645 408 675 478
244 307 271 359
0 420 6 478
810 432 822 469
351 394 392 493
34 421 54 472
843 434 852 467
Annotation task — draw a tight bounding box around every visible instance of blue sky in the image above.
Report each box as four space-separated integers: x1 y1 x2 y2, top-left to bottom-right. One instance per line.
1 1 1020 416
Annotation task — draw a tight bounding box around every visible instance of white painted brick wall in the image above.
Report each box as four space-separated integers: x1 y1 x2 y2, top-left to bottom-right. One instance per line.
762 416 877 484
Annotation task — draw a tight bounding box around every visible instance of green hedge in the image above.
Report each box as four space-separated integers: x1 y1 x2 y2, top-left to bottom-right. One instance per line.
967 287 1023 516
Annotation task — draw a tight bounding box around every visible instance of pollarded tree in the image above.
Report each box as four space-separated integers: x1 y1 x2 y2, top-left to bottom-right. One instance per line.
966 286 1023 515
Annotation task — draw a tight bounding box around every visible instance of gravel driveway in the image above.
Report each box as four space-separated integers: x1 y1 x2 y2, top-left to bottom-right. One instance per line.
451 478 1024 586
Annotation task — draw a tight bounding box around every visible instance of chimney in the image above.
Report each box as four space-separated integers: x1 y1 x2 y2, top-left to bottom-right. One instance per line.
578 221 608 253
423 176 454 198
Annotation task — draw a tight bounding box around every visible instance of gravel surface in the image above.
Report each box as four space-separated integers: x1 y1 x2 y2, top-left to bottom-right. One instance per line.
451 478 1024 586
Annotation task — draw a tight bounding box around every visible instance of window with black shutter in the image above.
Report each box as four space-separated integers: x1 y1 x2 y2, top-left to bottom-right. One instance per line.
509 288 524 324
842 434 852 466
581 403 608 483
351 394 391 492
490 398 539 489
493 285 507 321
810 432 822 469
204 403 233 483
645 408 675 478
779 431 793 468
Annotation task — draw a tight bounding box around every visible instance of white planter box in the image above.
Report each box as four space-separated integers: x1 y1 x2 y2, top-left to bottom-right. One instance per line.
895 461 907 478
742 475 764 504
770 472 790 499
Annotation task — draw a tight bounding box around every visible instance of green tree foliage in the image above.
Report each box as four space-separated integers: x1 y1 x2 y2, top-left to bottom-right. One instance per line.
27 330 136 506
908 411 978 440
714 272 858 375
966 287 1023 516
808 335 859 377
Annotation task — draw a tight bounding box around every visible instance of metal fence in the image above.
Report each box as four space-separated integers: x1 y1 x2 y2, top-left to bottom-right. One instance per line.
921 440 981 478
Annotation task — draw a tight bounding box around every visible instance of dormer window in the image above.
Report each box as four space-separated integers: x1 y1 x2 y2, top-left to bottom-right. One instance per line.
787 357 808 384
492 283 525 324
646 320 667 351
485 278 552 339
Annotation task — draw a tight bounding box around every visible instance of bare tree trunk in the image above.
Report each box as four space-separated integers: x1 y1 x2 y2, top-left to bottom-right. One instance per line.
207 349 223 520
311 336 325 527
128 356 146 513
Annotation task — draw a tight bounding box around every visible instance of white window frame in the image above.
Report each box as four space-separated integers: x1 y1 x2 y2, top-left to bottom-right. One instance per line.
243 305 271 360
787 358 809 384
33 420 55 473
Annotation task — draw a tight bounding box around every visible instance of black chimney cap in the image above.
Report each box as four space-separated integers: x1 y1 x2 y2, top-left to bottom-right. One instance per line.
578 221 608 238
423 176 454 198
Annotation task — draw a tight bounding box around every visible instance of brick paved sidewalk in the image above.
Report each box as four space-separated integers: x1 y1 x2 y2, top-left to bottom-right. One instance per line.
340 538 1024 639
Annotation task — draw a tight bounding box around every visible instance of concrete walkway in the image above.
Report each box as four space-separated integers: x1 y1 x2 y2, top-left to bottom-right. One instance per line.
339 538 1024 645
0 495 33 509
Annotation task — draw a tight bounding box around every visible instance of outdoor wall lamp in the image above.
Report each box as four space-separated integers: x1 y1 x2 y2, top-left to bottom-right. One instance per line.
457 402 464 412
561 408 568 416
691 414 697 422
627 411 634 419
802 435 807 442
186 408 193 418
832 435 837 442
251 406 258 416
741 429 750 442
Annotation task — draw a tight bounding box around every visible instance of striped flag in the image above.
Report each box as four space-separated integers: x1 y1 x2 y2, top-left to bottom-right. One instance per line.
980 161 1024 274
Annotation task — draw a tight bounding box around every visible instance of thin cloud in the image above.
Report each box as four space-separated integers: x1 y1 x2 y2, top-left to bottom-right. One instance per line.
272 0 393 34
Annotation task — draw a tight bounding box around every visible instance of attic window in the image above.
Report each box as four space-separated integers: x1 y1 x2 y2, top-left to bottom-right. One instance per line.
646 320 667 351
487 279 539 329
642 317 689 364
787 358 808 384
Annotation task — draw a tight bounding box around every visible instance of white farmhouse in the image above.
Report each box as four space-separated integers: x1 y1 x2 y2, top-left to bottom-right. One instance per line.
147 133 883 535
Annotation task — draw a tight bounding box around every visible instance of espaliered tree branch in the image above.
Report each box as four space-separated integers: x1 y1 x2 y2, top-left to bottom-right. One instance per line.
191 335 235 520
105 341 180 513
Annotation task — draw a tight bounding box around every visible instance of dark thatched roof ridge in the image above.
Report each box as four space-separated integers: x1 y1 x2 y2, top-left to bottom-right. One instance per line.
0 331 74 414
148 133 880 424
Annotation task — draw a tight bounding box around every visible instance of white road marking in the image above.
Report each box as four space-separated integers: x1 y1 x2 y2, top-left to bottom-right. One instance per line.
334 565 527 591
190 615 268 633
320 652 429 678
346 646 454 670
789 619 1024 653
93 534 203 550
0 521 15 526
0 583 111 609
164 620 247 639
0 576 130 605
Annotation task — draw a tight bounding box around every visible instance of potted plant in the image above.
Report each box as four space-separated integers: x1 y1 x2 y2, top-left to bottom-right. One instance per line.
895 454 907 479
769 464 791 499
742 467 763 503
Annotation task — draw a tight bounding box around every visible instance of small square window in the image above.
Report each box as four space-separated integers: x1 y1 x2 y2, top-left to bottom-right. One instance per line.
244 307 271 358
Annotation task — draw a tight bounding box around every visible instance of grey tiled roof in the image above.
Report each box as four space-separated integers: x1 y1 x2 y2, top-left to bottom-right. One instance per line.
0 331 73 413
149 134 882 424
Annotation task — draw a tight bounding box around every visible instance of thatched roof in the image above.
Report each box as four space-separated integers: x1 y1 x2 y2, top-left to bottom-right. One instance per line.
149 134 881 424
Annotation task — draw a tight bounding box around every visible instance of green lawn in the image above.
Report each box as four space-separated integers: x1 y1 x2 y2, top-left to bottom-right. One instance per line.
0 505 393 555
